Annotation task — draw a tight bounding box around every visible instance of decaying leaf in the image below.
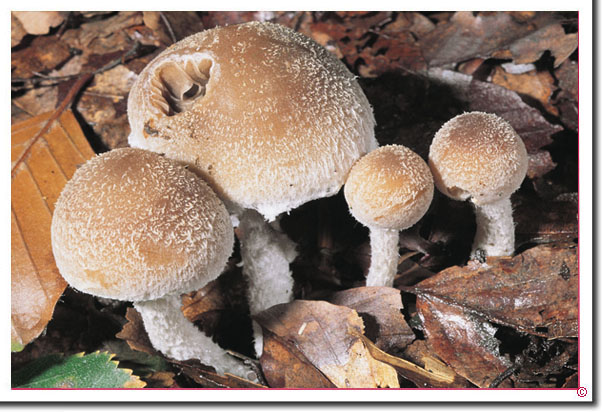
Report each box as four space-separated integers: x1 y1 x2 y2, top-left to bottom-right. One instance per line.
503 23 578 68
11 110 95 349
12 11 66 36
116 307 159 356
420 11 554 67
255 300 399 388
11 13 28 48
358 333 473 388
514 195 578 245
11 35 72 79
329 286 414 352
490 67 558 116
259 329 336 388
416 294 512 387
410 243 578 340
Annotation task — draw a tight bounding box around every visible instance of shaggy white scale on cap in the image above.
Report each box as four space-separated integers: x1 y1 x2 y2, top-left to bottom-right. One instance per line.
127 21 378 357
344 145 434 287
428 112 528 257
128 21 377 220
51 148 254 379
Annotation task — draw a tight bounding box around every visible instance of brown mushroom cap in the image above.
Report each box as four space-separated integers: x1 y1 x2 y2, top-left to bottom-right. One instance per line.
128 21 376 220
51 148 233 302
428 112 528 205
344 145 434 230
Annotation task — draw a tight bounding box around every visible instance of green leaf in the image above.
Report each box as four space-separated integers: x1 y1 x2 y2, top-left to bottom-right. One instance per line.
12 352 146 388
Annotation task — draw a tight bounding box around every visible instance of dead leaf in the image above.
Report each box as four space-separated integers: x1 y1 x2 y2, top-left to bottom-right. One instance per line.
491 67 558 116
11 13 28 48
403 339 473 387
409 243 578 339
555 60 578 102
11 35 72 79
358 333 473 388
116 307 159 356
255 300 399 388
260 329 336 388
420 12 554 67
329 286 415 352
178 362 265 389
416 295 512 387
505 23 578 67
12 11 66 36
11 110 95 348
512 195 579 244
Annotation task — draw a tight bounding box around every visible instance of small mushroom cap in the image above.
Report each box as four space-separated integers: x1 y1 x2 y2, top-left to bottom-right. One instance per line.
344 145 434 230
51 148 233 302
128 21 377 221
428 112 528 205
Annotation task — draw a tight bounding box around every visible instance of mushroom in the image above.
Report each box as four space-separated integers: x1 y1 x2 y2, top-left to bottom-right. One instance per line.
51 148 254 379
428 111 528 258
127 22 377 354
344 145 434 287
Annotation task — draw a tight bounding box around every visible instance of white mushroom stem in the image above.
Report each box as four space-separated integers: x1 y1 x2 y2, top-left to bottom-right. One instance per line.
365 226 400 288
472 197 515 257
134 294 255 379
237 209 297 357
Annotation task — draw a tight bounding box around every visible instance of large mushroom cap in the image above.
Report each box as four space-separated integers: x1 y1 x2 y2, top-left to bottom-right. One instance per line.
51 148 233 302
428 112 528 205
128 21 377 221
344 145 434 230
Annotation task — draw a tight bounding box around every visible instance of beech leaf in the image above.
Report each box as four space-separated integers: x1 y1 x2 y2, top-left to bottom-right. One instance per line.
11 110 95 349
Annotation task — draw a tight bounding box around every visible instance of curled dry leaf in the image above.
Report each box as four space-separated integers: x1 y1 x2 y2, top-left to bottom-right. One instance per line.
329 286 415 352
255 300 399 388
410 243 578 340
420 11 554 67
503 23 578 68
490 66 558 116
11 110 95 349
12 11 66 36
357 334 472 388
416 295 512 388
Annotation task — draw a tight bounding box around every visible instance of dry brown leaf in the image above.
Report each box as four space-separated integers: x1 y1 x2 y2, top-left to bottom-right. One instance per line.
255 300 399 388
260 330 336 388
11 13 27 48
11 35 72 79
11 110 95 348
12 11 66 36
358 334 472 388
491 67 559 116
410 243 578 339
416 295 512 387
505 23 578 67
116 307 159 356
420 12 553 67
329 286 415 352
